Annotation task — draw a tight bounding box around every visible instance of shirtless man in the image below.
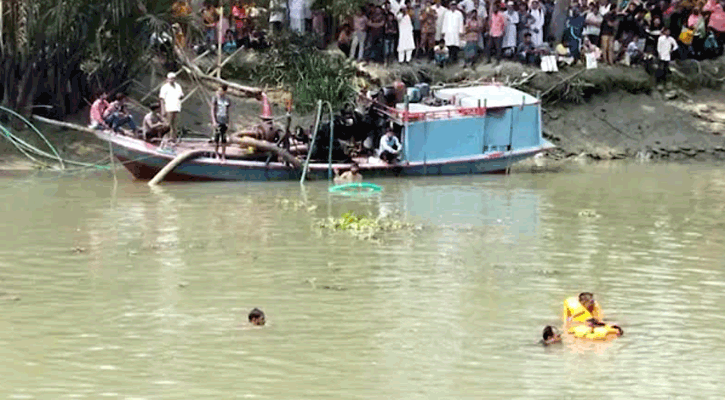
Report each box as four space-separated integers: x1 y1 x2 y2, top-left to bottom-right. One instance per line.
142 103 170 142
333 164 363 185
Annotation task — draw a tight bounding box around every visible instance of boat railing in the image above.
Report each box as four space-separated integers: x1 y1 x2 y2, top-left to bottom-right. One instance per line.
359 95 506 124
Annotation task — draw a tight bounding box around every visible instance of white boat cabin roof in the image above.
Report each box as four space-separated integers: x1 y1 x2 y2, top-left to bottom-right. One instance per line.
435 85 539 108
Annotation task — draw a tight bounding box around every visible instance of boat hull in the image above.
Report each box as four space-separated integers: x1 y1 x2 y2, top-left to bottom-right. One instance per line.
100 131 552 182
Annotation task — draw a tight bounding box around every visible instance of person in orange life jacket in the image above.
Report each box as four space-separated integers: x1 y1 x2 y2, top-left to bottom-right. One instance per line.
379 129 402 163
563 292 604 328
568 318 623 340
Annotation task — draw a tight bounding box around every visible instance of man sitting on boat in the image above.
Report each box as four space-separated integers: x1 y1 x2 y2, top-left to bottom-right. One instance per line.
333 164 363 184
563 292 604 328
103 93 139 135
89 92 110 130
378 129 402 163
142 102 170 142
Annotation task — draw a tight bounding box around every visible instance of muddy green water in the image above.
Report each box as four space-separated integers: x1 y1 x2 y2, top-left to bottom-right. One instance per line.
2 162 725 399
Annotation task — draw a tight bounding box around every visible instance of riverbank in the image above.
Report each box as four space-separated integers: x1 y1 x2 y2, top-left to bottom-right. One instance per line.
3 52 725 169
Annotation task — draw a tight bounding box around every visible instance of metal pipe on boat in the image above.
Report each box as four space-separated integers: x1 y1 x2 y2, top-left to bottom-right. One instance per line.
300 100 323 185
536 91 542 146
482 99 488 153
326 101 334 183
403 95 409 163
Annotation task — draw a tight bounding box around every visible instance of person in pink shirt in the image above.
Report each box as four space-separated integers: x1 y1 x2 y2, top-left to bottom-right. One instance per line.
89 92 110 130
487 3 505 63
704 0 725 42
232 0 246 41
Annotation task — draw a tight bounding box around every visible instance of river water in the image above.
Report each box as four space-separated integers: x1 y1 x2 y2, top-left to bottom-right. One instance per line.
1 162 725 399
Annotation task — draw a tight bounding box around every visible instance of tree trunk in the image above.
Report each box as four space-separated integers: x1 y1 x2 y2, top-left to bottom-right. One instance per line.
550 0 571 43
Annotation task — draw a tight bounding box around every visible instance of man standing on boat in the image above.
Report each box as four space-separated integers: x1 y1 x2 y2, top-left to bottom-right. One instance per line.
159 72 184 146
379 129 402 163
211 84 231 161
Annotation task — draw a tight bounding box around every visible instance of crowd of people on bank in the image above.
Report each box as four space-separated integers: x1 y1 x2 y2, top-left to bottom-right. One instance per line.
164 0 725 82
331 0 725 72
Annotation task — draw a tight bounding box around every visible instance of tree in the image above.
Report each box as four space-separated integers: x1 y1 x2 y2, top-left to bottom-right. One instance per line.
550 0 571 43
0 0 174 117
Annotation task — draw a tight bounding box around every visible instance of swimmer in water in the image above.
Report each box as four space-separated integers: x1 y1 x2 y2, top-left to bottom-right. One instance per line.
564 292 604 328
541 325 562 345
248 308 266 326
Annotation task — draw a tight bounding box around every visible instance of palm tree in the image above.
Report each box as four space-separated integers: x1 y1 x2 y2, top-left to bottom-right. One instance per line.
1 0 175 117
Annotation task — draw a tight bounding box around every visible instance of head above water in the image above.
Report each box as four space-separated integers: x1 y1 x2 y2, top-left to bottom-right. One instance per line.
248 308 266 325
578 292 595 308
350 164 360 173
542 325 562 344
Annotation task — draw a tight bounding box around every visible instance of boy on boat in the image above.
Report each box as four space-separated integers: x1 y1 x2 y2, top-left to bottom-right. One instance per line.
103 93 138 135
248 308 266 326
89 91 110 130
211 84 231 161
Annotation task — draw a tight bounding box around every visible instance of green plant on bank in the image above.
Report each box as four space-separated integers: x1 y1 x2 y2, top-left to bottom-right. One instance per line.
316 211 419 241
0 0 174 118
310 0 367 20
225 32 358 112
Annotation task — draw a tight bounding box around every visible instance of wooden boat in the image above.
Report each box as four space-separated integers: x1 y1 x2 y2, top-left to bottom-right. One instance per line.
43 84 555 183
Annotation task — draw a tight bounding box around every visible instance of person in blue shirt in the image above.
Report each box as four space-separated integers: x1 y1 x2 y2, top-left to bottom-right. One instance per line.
379 129 402 163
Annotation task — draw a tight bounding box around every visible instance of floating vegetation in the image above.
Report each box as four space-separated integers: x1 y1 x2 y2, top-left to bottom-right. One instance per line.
316 211 420 241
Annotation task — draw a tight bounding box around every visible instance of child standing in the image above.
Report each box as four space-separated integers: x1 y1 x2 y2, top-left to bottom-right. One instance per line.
656 28 678 85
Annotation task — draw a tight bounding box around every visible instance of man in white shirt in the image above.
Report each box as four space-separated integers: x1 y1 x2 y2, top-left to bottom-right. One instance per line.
159 72 184 144
529 0 546 46
657 28 678 84
379 130 402 163
434 0 448 41
442 1 465 63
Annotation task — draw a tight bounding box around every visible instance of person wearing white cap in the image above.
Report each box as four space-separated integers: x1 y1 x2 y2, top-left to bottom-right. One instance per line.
159 72 184 144
529 0 545 46
502 1 519 53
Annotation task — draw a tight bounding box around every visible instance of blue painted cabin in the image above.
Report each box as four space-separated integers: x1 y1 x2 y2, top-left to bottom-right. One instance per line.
387 85 545 164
